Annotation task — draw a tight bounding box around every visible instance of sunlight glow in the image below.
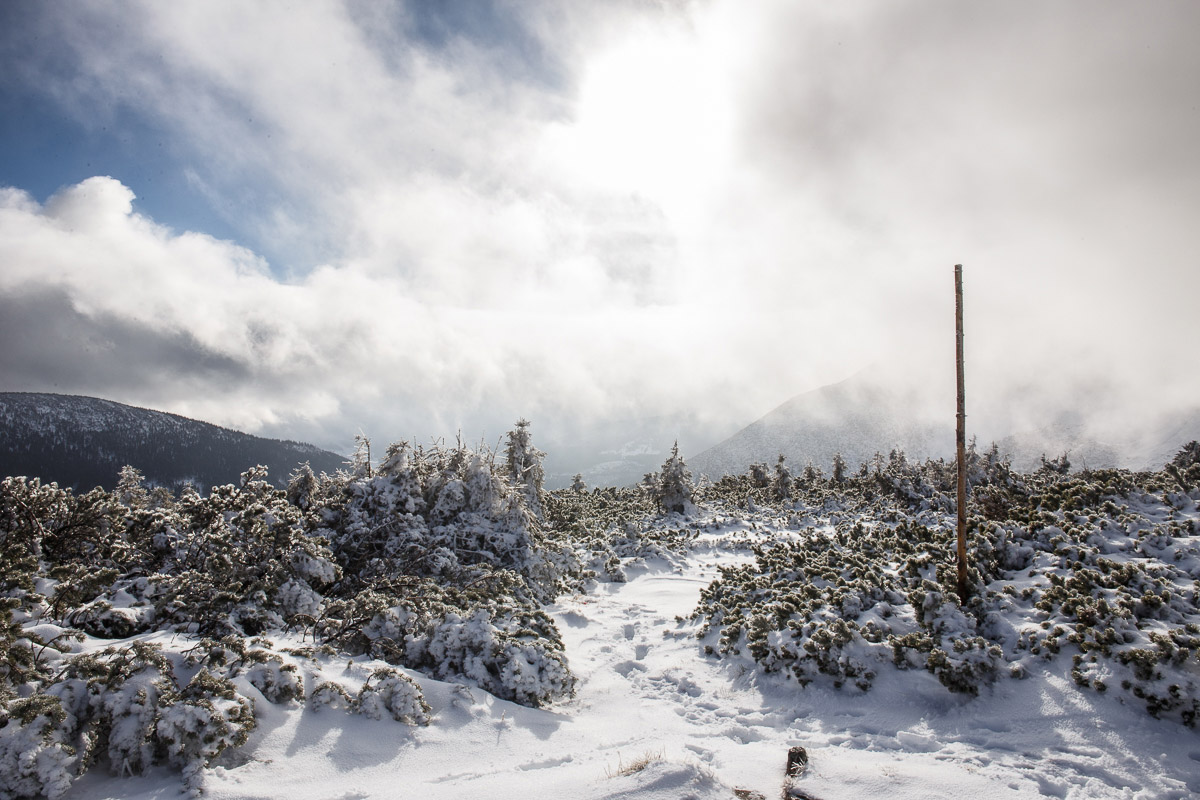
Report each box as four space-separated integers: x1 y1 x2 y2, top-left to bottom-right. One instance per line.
547 24 733 216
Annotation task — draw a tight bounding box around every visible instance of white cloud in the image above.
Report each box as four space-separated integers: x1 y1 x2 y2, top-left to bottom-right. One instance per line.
3 0 1200 458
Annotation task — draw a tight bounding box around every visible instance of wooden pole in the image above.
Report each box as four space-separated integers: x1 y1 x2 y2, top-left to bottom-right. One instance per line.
955 264 969 602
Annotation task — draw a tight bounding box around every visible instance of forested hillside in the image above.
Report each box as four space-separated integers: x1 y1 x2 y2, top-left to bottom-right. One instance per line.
0 393 345 492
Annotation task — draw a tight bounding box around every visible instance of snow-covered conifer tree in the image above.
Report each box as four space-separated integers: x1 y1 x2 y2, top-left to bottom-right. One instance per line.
1039 451 1070 476
115 465 149 509
656 442 694 516
285 462 320 511
748 462 771 487
376 441 426 515
504 419 545 520
773 454 793 500
832 452 847 483
349 433 373 479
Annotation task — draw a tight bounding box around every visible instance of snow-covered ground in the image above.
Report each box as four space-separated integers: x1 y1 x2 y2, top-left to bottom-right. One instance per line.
63 523 1200 800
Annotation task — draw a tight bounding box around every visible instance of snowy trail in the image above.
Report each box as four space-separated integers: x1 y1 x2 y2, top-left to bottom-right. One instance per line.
68 526 1200 800
545 538 1046 799
531 528 1199 800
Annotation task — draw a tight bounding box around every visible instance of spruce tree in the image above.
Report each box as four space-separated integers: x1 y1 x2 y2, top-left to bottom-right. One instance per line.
832 452 847 484
115 465 149 509
350 433 372 479
285 462 320 511
772 454 793 500
748 462 771 487
504 419 545 520
656 441 694 516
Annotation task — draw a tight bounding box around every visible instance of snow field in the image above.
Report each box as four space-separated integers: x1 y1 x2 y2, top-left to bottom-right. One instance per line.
62 521 1200 800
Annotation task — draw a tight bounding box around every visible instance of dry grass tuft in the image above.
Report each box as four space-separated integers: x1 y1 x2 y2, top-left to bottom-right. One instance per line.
605 748 664 778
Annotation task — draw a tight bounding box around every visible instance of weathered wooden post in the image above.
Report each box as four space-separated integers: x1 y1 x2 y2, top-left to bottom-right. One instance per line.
955 264 969 602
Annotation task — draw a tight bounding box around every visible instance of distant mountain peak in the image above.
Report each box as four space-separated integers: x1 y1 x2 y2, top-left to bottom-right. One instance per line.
689 373 952 480
687 373 1200 479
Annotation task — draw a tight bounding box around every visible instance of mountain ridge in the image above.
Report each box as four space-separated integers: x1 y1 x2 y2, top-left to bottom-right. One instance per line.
688 374 1200 479
0 391 346 491
688 374 951 479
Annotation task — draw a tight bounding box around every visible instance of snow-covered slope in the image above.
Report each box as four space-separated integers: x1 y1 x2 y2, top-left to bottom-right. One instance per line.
8 438 1200 799
998 407 1200 473
65 515 1200 800
688 374 1200 480
0 392 345 490
689 374 951 480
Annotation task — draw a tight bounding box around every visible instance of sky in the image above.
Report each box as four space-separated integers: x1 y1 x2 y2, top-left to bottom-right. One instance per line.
1 0 1199 463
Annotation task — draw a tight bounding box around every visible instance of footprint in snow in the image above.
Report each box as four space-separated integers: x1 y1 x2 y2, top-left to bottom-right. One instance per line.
613 660 647 678
1034 775 1069 798
517 754 574 771
723 724 764 744
649 670 703 698
895 731 940 752
558 611 589 628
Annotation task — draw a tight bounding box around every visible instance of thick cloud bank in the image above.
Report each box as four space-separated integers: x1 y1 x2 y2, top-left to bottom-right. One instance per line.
2 1 1199 457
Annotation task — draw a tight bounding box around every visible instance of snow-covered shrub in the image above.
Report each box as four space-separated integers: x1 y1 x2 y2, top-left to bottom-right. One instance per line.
693 445 1200 726
294 436 584 708
66 599 152 639
748 463 771 488
99 679 161 776
0 642 175 795
244 656 304 705
696 515 1004 695
926 636 1004 695
0 476 115 570
322 438 568 598
697 532 894 691
1039 452 1072 475
0 695 75 800
0 431 593 794
156 669 255 796
356 668 429 724
1 638 327 794
831 453 847 483
285 462 322 512
308 681 354 713
304 668 431 726
368 601 575 708
144 467 339 636
1 477 122 701
51 642 172 776
494 631 576 707
275 578 325 620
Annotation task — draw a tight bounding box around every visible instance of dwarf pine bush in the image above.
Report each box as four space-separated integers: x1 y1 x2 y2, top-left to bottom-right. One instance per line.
0 421 587 794
5 431 1200 797
694 443 1200 716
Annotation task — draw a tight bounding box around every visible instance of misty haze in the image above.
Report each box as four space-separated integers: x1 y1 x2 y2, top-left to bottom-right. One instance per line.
2 2 1199 799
